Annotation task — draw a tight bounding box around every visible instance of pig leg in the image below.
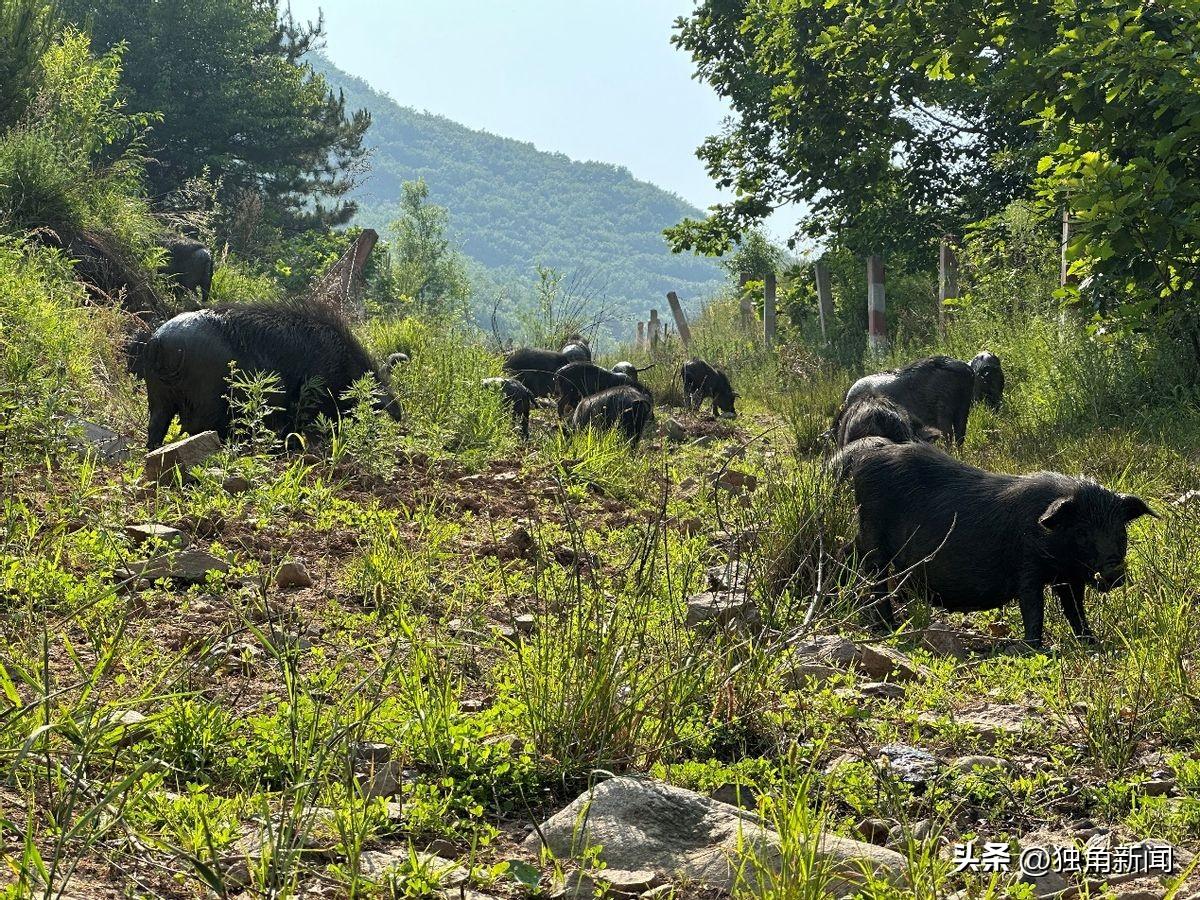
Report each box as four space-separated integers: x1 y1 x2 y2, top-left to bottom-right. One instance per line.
1053 581 1097 644
1017 571 1047 648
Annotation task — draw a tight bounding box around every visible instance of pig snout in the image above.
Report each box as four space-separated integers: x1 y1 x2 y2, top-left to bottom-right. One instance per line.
1094 562 1127 592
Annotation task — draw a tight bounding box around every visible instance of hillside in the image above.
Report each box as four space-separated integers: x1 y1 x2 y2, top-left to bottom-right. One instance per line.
310 56 724 334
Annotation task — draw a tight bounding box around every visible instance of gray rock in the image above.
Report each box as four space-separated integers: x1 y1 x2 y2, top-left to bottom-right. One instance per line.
1141 777 1177 797
685 592 761 631
355 759 413 799
124 523 190 548
918 703 1040 745
879 745 940 785
662 418 687 443
855 818 891 845
67 418 133 463
855 645 931 682
715 469 758 493
514 613 537 635
522 777 906 895
918 628 968 659
860 681 907 700
709 782 759 810
106 709 152 746
144 430 221 483
222 474 251 494
706 561 750 593
791 634 860 669
275 560 313 590
353 742 392 766
122 549 229 584
783 662 845 689
359 850 467 885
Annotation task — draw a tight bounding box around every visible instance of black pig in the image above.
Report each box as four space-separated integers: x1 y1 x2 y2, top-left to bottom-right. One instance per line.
162 240 214 303
970 351 1005 411
502 348 573 398
141 301 399 449
843 356 975 446
553 362 639 417
831 396 943 447
569 385 653 448
482 376 533 440
560 336 592 363
833 439 1156 647
680 359 737 418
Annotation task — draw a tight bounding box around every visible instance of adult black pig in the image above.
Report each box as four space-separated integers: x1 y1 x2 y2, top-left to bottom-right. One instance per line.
680 359 737 418
553 362 639 417
569 385 653 448
502 348 572 398
482 376 533 440
831 396 943 447
611 361 654 382
843 356 975 446
161 240 214 303
141 301 400 449
833 438 1156 648
970 350 1005 411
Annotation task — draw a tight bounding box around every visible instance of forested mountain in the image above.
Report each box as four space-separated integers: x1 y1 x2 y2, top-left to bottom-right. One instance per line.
310 56 724 334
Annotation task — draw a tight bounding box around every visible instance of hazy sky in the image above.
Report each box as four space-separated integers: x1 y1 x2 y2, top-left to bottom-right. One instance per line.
285 0 796 242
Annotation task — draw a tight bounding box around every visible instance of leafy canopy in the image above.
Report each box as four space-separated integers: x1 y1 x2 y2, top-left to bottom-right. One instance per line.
61 0 370 238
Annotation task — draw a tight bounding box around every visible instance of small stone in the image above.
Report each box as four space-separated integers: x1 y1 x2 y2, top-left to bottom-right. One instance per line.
276 561 313 590
879 744 940 785
505 526 536 557
918 702 1040 745
123 549 229 584
860 681 907 700
597 869 664 898
359 850 467 885
791 633 860 669
783 662 845 689
353 742 392 766
222 474 251 494
684 592 761 631
425 839 458 859
705 561 750 593
856 645 931 682
355 759 411 799
1141 777 1177 797
460 699 485 713
918 628 968 659
856 818 891 845
986 622 1013 639
143 430 221 483
662 418 687 442
514 613 537 635
495 625 519 645
67 417 132 463
124 523 191 548
709 783 758 810
107 709 152 746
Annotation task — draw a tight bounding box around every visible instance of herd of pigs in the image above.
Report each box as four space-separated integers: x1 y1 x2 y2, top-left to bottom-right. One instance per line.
132 300 1156 651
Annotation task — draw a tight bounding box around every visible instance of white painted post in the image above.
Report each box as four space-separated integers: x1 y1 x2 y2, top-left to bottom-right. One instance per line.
867 255 887 354
938 237 958 338
666 291 692 347
814 259 834 344
763 271 777 348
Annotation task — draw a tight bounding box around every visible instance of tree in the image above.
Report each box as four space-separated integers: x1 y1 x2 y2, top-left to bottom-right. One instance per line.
0 0 58 130
60 0 369 237
387 179 471 318
664 0 1054 258
1030 2 1200 362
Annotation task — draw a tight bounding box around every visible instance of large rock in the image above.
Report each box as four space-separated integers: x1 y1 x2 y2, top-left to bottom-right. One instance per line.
523 777 905 895
918 702 1043 745
124 523 190 548
685 592 761 631
144 430 221 483
120 549 229 584
855 645 932 682
360 850 467 885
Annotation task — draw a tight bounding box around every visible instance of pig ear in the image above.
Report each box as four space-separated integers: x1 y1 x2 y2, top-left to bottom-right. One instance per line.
1120 494 1158 521
917 426 944 443
1039 496 1076 530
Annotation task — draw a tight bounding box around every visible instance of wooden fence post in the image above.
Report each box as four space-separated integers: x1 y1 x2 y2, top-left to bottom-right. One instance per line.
648 309 660 348
666 291 692 347
814 259 834 344
763 271 777 348
1060 208 1075 289
635 322 644 350
867 255 887 354
938 237 958 338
